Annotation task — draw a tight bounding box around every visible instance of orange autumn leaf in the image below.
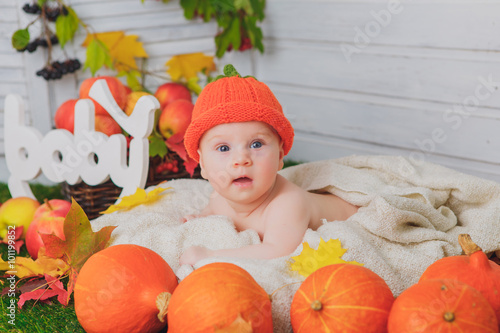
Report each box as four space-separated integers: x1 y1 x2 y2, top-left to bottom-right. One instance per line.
166 52 216 81
100 186 172 214
40 198 117 303
82 31 148 71
0 248 69 279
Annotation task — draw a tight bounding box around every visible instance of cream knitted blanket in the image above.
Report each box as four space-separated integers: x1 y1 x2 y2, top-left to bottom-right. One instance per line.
91 155 500 332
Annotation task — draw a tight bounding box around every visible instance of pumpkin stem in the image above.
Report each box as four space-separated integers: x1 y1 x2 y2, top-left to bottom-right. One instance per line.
458 234 482 255
156 292 171 323
311 300 322 311
443 311 455 322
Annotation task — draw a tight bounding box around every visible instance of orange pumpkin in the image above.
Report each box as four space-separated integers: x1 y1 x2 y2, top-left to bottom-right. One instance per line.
290 263 394 333
388 279 498 332
419 234 500 325
74 244 178 333
167 262 273 332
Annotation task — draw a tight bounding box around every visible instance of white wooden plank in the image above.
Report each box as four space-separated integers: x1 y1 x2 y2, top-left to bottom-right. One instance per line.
0 82 26 96
277 87 500 164
264 1 500 51
71 0 178 19
79 11 193 32
0 7 17 23
0 53 23 68
255 40 500 110
0 68 25 83
288 131 500 184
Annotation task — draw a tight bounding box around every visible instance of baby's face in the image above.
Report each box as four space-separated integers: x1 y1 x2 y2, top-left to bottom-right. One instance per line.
197 121 284 204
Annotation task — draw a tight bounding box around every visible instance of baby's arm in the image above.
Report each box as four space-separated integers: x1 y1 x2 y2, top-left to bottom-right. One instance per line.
181 204 212 222
180 192 309 264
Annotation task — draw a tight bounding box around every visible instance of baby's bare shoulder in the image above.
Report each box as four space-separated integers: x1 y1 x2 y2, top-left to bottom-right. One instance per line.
265 176 310 216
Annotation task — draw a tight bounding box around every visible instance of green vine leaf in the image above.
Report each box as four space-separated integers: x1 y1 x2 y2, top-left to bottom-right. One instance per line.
215 17 241 58
149 134 168 158
119 69 143 91
38 0 48 7
235 0 253 15
84 38 113 76
11 29 30 51
180 0 197 19
55 6 79 49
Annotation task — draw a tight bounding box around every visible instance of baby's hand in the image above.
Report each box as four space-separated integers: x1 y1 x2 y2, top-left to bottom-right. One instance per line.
180 214 204 223
180 246 213 266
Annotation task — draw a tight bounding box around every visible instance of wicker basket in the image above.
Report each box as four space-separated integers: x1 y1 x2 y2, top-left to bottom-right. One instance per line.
61 153 201 220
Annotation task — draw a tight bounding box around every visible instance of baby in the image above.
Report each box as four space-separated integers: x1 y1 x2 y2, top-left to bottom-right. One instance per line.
179 65 358 265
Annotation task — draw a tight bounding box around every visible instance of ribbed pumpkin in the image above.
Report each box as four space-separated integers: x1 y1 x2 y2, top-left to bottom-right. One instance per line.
167 262 273 332
74 244 178 333
388 279 498 332
290 263 394 333
419 234 500 325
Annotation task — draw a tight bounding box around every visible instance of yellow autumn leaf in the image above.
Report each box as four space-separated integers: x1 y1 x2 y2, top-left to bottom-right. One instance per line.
82 31 148 71
166 52 216 81
0 250 69 279
101 186 172 214
289 238 363 278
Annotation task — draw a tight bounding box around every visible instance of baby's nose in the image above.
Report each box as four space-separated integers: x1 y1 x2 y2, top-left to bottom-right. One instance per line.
232 149 252 166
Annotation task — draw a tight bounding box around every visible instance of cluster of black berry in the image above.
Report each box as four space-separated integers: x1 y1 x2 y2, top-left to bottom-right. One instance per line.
45 6 69 22
22 3 41 15
22 35 59 53
36 59 81 81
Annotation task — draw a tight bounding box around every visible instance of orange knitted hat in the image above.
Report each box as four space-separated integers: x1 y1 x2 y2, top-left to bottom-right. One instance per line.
184 64 294 162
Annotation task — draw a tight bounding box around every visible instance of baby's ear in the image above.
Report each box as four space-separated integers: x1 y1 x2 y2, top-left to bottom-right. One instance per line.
197 149 207 179
278 142 285 170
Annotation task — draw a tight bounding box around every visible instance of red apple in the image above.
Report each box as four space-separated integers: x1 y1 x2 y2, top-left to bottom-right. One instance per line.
55 100 122 136
154 82 192 110
158 99 194 139
26 199 71 259
55 99 78 133
95 115 122 136
80 76 128 116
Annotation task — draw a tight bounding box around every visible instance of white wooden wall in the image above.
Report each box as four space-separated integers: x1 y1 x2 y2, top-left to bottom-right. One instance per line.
2 0 500 184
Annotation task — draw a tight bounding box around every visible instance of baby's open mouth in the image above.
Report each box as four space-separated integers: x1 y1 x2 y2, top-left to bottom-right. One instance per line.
233 176 252 184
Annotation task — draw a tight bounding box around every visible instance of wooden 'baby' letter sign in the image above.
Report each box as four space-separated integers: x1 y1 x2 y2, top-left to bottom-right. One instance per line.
4 79 159 199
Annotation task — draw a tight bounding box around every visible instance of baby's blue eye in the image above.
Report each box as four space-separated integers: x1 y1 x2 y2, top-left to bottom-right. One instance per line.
251 141 262 149
217 145 230 152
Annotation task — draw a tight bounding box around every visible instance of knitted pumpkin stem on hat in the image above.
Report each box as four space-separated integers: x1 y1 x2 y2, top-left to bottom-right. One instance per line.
184 64 294 162
212 64 256 82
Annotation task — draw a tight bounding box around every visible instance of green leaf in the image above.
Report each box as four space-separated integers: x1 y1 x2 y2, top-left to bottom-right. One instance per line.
245 16 264 53
186 77 202 95
11 29 30 51
249 0 265 20
84 38 113 76
149 134 168 158
55 7 79 49
180 0 198 19
215 17 240 58
122 70 143 91
209 0 235 13
38 0 48 7
235 0 253 15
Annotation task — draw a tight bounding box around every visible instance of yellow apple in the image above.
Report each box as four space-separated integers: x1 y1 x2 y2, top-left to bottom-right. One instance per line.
124 91 153 116
0 197 40 239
